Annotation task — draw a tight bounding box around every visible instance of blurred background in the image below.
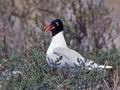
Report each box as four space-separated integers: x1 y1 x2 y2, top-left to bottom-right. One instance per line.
0 0 120 90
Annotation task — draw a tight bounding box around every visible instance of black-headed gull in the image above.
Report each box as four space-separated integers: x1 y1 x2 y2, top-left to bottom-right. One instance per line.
44 19 112 71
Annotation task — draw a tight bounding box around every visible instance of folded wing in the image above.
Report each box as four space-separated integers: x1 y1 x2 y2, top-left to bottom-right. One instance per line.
52 47 112 70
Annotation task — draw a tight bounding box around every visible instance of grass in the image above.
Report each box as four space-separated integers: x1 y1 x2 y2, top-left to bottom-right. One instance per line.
0 48 120 90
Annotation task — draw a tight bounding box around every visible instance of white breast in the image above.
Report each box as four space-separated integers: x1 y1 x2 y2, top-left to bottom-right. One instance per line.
47 31 67 54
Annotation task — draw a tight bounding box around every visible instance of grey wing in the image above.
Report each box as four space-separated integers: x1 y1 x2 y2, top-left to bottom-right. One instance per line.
53 47 100 70
53 47 85 66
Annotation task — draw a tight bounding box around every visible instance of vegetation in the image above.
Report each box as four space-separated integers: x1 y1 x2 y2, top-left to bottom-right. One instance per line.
0 48 120 90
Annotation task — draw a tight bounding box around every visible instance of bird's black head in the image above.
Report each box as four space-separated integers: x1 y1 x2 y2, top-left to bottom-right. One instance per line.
44 19 64 36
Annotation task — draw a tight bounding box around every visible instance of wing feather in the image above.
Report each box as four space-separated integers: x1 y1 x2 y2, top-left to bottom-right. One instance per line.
47 47 112 70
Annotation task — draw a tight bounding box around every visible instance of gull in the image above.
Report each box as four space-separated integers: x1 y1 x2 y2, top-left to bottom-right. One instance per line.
44 19 112 72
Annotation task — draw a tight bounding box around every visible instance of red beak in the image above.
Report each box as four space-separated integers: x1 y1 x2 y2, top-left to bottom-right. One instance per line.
44 24 55 32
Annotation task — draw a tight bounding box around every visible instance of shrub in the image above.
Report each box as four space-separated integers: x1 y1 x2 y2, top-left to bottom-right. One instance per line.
0 48 120 90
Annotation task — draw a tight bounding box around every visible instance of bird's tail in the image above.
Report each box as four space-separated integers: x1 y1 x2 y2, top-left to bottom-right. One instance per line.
83 59 112 70
98 65 112 69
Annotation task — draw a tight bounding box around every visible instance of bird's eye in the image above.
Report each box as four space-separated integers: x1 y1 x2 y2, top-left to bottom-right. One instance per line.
55 22 59 26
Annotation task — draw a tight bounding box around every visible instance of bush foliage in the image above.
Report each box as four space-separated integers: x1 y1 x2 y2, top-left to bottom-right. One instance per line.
0 48 120 90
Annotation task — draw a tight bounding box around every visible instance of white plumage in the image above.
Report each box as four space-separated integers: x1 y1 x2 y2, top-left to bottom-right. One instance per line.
46 31 112 71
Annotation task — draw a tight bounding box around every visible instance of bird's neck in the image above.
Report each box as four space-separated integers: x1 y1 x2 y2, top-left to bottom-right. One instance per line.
47 31 67 53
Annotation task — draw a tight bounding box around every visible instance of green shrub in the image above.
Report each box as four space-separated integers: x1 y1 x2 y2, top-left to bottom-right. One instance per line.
1 48 120 90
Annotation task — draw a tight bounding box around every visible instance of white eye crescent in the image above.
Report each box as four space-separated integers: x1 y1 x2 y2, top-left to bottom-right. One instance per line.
56 22 59 26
